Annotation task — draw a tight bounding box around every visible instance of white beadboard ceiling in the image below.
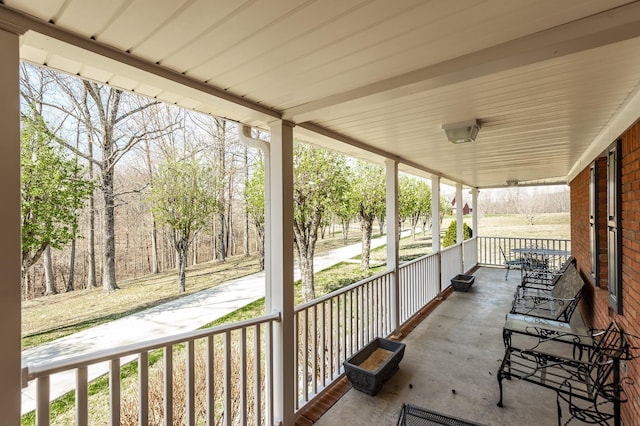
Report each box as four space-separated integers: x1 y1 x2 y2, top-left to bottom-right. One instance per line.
3 0 640 188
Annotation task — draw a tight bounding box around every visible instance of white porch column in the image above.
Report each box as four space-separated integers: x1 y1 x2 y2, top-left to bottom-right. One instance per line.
471 188 478 236
385 160 399 335
456 183 463 243
268 121 295 425
0 25 24 424
431 176 440 253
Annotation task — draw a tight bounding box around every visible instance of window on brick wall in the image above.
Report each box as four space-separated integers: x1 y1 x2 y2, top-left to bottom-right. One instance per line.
589 163 599 285
607 139 622 313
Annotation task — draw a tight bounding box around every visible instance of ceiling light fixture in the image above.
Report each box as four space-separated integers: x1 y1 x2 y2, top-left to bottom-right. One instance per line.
442 119 481 144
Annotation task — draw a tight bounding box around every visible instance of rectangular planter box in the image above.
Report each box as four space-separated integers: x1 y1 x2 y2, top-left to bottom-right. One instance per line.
451 274 475 292
343 337 406 396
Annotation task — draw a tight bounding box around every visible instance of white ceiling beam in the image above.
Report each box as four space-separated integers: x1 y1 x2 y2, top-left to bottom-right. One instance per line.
283 2 640 124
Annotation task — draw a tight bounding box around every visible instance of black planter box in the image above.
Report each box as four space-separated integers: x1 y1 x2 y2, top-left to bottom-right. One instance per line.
343 337 406 396
451 274 475 292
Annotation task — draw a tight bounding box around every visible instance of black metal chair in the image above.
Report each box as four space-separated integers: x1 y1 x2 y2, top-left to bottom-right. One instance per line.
500 246 525 280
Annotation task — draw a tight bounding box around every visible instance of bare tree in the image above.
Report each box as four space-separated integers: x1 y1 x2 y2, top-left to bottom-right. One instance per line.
144 140 160 274
40 75 174 292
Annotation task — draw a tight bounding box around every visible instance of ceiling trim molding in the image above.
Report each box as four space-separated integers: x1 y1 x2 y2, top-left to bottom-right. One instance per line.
283 1 640 123
0 4 281 121
0 16 27 35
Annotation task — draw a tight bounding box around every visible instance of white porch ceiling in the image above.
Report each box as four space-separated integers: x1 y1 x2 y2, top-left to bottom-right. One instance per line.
3 0 640 188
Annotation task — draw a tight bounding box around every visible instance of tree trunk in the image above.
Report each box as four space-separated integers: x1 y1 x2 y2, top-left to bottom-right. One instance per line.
422 214 432 237
177 241 188 293
87 166 97 288
150 223 159 273
244 210 250 257
257 226 265 271
300 254 315 302
411 215 418 241
160 229 166 271
102 167 119 292
361 219 373 270
226 176 233 256
217 210 226 262
44 245 57 295
66 238 76 292
23 270 30 300
342 220 349 245
294 217 319 302
192 235 197 265
67 122 79 293
145 141 160 274
216 121 227 262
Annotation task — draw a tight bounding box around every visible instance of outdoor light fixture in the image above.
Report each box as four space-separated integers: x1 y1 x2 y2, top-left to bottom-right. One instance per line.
442 119 481 144
506 179 519 187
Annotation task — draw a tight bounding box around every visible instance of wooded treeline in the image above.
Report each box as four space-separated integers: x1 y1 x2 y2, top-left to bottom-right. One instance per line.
478 186 570 224
21 63 255 298
21 63 447 302
27 60 570 303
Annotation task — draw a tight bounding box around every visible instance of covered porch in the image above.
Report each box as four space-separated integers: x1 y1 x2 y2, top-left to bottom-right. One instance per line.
2 1 640 425
312 267 560 426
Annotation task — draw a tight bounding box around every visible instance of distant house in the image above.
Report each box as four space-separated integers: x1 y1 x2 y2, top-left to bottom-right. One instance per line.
451 196 472 215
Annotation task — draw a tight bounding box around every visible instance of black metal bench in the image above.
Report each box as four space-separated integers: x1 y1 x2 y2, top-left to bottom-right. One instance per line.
396 403 486 426
504 259 589 359
502 313 593 360
497 321 632 426
509 261 585 324
519 256 576 292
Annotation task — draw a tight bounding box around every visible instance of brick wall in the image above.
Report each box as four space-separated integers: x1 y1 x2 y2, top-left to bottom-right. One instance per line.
570 119 640 423
570 167 590 278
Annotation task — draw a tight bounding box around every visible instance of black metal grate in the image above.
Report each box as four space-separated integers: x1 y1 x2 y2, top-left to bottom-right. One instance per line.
396 404 487 426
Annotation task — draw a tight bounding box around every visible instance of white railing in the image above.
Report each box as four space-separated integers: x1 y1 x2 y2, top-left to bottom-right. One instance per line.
398 253 440 324
477 236 570 269
293 244 472 412
293 271 393 408
25 313 280 426
463 236 478 273
440 243 463 288
26 242 482 424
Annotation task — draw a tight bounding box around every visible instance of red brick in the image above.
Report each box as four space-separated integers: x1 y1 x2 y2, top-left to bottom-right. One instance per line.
570 119 640 425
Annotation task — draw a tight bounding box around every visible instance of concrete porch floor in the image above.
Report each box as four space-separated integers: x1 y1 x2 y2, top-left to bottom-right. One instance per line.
313 266 565 426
